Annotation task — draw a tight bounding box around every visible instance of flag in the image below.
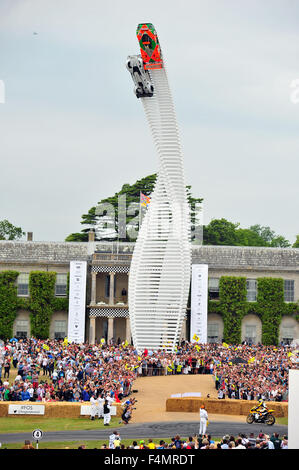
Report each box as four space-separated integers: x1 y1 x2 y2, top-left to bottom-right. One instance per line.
195 345 201 352
140 192 151 207
63 337 68 346
222 342 229 348
248 357 255 364
288 352 295 358
42 344 49 351
193 334 199 342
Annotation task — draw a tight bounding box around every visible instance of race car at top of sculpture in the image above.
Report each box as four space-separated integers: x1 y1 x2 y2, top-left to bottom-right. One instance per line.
136 23 163 70
126 23 163 99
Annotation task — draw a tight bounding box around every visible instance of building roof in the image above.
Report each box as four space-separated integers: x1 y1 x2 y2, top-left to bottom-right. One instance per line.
192 245 299 272
0 241 298 271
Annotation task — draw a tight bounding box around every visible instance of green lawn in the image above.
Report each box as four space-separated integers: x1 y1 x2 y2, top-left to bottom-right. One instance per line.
0 416 121 434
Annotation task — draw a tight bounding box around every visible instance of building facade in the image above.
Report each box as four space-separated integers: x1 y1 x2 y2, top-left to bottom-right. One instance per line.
0 237 298 345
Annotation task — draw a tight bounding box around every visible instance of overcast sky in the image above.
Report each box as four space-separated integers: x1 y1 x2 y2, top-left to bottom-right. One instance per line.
0 0 298 243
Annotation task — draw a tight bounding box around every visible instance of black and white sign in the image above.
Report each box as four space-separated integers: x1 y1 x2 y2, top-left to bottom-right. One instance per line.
68 261 87 343
32 429 43 441
190 264 208 343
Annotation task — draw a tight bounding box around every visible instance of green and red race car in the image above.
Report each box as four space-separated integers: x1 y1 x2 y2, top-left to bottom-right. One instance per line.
136 23 163 70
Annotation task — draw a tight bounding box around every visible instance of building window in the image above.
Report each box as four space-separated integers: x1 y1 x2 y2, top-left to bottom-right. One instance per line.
245 325 256 344
246 279 257 302
54 320 66 340
207 323 219 343
55 274 68 296
281 326 294 345
284 280 294 302
17 273 29 296
16 319 29 339
208 278 219 300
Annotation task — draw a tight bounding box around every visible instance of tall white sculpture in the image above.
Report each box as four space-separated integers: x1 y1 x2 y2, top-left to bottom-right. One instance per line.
127 24 191 352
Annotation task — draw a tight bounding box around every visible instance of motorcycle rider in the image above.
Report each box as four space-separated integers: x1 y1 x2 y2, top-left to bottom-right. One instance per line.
252 399 269 420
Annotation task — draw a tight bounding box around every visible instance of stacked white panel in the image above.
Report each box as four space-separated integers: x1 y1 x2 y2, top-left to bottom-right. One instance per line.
129 63 191 353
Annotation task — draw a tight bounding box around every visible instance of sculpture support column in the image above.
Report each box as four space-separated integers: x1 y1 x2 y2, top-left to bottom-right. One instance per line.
125 317 131 344
181 317 187 341
91 272 97 305
89 317 96 345
109 272 115 306
107 317 114 343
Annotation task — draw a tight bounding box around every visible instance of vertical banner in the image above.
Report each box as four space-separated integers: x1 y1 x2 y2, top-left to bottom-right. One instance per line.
68 261 87 343
190 264 208 343
288 370 299 449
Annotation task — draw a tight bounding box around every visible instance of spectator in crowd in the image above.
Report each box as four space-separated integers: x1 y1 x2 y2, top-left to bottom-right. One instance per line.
22 440 35 449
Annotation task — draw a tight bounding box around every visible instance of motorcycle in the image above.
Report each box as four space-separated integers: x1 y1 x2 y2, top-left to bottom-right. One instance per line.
246 407 276 425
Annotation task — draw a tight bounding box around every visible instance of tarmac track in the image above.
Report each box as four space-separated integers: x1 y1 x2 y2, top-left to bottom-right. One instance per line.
0 420 287 444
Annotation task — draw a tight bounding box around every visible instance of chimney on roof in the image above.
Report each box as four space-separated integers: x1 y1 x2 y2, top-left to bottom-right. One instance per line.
27 232 33 241
88 230 95 242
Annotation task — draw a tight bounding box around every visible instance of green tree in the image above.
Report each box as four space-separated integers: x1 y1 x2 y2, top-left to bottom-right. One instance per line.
249 224 290 247
235 228 267 246
0 219 24 240
66 174 203 242
292 235 299 248
203 218 239 245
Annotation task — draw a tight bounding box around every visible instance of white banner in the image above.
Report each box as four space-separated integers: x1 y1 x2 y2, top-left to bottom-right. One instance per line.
68 261 87 344
288 370 299 449
190 264 208 343
80 405 117 416
9 404 45 415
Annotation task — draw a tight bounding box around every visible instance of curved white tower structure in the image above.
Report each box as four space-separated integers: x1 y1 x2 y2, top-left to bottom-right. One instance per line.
127 24 191 352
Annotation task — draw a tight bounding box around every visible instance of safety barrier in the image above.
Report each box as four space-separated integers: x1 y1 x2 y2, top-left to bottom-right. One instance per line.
166 398 288 417
0 401 122 418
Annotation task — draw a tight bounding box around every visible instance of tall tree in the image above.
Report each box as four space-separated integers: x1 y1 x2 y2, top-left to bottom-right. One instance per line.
65 174 203 242
0 219 24 240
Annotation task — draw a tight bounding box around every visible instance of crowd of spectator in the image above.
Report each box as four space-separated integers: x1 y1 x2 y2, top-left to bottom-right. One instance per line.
0 337 298 403
89 431 289 449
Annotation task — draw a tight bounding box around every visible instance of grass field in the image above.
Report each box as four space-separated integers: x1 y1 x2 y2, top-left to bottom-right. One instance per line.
0 416 121 433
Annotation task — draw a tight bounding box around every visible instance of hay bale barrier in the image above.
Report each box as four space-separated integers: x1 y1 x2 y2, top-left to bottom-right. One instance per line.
0 401 122 418
165 397 288 417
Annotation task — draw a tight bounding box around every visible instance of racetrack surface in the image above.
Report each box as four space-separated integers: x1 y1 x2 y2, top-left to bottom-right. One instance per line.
0 420 287 444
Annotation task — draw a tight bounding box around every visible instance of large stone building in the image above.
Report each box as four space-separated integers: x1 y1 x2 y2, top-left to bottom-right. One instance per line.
0 234 298 345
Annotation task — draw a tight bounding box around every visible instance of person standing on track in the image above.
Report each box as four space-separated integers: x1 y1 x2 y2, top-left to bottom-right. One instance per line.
97 393 105 419
103 399 111 426
199 404 209 436
90 392 98 420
